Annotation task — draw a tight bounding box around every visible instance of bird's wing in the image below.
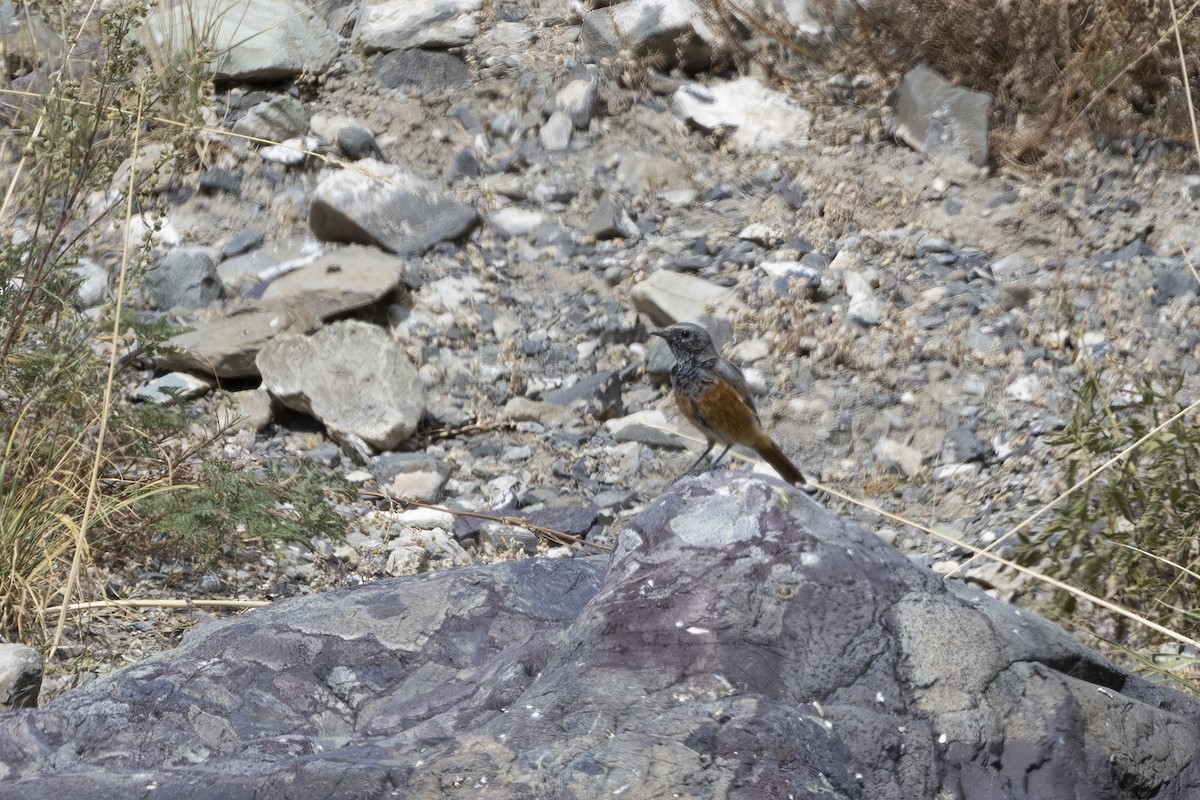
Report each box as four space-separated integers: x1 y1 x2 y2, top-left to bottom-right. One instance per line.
713 357 757 416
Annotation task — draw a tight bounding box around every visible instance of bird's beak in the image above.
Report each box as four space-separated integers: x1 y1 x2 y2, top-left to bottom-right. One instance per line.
649 330 665 339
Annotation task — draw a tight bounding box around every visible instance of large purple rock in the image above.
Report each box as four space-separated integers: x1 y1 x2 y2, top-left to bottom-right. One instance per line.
1 475 1197 798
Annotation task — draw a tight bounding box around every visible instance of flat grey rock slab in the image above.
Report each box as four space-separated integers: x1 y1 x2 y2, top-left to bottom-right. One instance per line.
259 245 408 319
142 0 338 83
162 306 322 379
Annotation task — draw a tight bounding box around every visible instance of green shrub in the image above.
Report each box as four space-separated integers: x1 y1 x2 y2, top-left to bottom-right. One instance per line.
1016 370 1200 640
137 461 355 563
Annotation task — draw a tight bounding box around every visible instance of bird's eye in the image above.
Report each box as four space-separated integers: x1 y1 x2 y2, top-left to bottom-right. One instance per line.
680 329 691 338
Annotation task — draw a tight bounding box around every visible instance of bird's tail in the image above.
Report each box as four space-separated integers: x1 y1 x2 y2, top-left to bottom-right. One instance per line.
754 438 806 486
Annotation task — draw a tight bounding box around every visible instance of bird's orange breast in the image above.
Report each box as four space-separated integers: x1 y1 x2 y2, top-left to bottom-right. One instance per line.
687 377 764 447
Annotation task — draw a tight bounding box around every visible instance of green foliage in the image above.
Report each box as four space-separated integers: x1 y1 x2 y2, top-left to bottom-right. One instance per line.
138 462 355 562
1016 370 1200 639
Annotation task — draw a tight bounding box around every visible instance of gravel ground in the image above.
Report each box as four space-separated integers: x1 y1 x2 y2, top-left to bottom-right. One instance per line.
34 5 1200 699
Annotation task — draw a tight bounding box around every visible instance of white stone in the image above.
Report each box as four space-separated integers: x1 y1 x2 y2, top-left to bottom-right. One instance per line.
874 437 924 477
672 77 811 153
605 409 671 436
540 110 574 151
845 269 883 326
135 372 213 405
1005 375 1042 403
392 508 456 531
489 208 546 238
630 269 746 327
260 137 317 165
357 0 482 52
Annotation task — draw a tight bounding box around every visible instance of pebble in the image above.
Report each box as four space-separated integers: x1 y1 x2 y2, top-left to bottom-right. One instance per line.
391 508 456 531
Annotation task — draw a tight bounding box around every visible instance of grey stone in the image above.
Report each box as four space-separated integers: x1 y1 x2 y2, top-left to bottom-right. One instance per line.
502 397 575 428
615 151 692 195
219 253 285 296
382 527 471 575
0 5 61 74
446 148 479 182
672 77 813 153
3 475 1198 799
542 370 623 421
162 307 323 379
1097 238 1154 264
889 65 992 170
373 48 471 94
198 166 242 196
256 320 426 451
522 502 599 537
134 372 213 405
631 270 746 328
220 229 264 259
260 136 317 166
1155 270 1198 306
540 109 574 152
309 159 478 256
943 425 990 464
584 195 639 240
305 441 342 468
991 252 1029 278
356 0 482 52
612 422 688 449
1153 223 1200 258
479 522 539 554
112 144 176 196
1184 176 1200 202
489 207 546 239
605 409 688 449
233 96 311 143
875 436 924 477
336 126 385 161
259 245 408 320
581 0 713 73
143 0 338 83
215 388 274 433
552 64 600 129
145 247 224 311
0 643 41 710
371 453 452 502
844 269 883 326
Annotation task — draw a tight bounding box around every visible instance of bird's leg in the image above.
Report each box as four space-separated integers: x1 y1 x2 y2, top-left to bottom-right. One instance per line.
682 441 715 476
708 443 733 470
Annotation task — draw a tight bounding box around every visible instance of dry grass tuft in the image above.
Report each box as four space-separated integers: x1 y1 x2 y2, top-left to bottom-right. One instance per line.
709 0 1200 167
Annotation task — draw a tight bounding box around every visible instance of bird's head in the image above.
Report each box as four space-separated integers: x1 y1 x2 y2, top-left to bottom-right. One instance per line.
649 322 717 359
